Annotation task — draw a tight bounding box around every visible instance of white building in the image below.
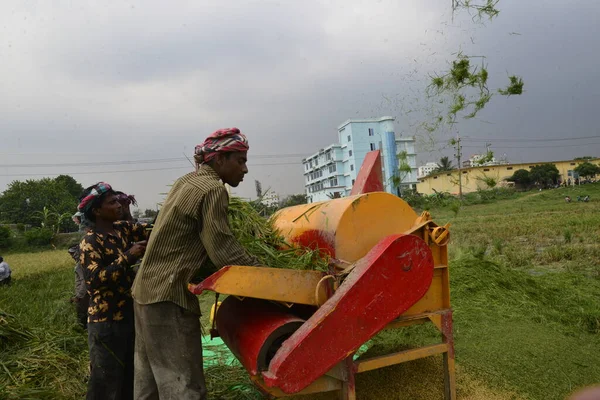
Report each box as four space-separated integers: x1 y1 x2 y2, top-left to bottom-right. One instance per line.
303 117 418 203
261 192 280 207
463 154 499 168
418 162 440 178
303 144 345 203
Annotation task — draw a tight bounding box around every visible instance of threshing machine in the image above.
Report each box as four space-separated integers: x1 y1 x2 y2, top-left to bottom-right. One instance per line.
190 151 455 399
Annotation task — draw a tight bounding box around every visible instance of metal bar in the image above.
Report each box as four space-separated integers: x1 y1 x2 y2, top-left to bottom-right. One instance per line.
356 343 449 373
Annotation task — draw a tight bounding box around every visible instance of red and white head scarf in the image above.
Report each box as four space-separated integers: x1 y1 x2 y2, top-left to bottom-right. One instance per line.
194 128 249 167
78 182 112 212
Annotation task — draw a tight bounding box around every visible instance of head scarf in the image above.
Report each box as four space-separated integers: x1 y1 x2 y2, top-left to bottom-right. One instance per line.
78 182 112 213
194 128 249 168
72 211 83 224
115 192 137 206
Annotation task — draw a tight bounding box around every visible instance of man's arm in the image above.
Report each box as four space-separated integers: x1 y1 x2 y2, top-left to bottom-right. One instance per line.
200 186 261 268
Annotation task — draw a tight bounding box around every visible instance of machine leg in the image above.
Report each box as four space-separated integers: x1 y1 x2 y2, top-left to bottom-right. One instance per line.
441 310 456 400
340 357 356 400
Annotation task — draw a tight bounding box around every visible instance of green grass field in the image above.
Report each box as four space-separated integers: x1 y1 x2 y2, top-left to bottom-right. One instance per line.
1 184 599 399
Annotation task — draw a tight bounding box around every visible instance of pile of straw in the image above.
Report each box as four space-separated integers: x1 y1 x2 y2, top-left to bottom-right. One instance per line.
198 197 329 277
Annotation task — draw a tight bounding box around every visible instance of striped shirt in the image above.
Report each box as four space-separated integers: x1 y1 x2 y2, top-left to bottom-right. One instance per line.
131 165 260 314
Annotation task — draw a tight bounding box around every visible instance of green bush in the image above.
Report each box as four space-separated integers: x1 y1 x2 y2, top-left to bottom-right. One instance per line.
24 227 54 247
0 225 13 249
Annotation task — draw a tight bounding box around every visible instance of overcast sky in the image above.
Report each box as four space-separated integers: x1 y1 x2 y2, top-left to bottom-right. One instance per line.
1 0 599 210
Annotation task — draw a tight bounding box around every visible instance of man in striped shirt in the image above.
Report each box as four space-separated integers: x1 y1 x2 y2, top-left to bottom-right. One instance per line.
132 128 261 400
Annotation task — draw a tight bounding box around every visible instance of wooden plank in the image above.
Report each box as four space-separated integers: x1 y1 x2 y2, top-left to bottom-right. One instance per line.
324 362 348 382
385 309 451 330
189 266 326 306
251 375 342 397
443 352 457 400
356 343 448 373
340 358 356 400
384 317 428 330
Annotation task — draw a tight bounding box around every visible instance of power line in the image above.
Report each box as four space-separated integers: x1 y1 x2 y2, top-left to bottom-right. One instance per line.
0 154 305 168
466 134 600 143
463 142 600 149
0 161 303 177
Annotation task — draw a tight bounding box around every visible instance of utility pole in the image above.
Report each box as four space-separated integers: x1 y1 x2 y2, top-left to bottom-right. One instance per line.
454 135 463 199
255 180 263 199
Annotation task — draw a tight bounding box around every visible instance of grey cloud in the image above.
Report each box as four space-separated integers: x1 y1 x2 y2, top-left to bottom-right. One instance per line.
1 0 600 209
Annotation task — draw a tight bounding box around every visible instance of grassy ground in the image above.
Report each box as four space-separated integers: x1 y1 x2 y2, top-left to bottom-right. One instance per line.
1 184 599 399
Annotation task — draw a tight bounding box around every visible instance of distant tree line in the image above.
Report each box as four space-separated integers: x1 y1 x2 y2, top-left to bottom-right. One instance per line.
506 162 600 188
0 175 83 232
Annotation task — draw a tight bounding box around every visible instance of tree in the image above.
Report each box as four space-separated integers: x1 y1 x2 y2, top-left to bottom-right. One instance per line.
574 156 594 161
143 209 159 218
574 162 600 178
33 206 57 229
506 169 531 185
55 175 85 199
280 194 308 208
529 164 559 187
390 151 413 196
0 176 82 231
477 174 497 189
434 156 453 173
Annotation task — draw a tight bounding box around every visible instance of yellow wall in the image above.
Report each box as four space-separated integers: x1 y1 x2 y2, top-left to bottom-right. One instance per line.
416 158 600 195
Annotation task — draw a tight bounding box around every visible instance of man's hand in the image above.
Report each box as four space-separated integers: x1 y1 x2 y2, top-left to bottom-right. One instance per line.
128 241 148 259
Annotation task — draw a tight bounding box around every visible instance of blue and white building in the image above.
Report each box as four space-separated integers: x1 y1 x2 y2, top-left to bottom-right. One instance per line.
303 117 417 203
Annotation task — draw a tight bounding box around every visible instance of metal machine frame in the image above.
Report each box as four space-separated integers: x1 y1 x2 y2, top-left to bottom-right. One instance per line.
247 213 454 400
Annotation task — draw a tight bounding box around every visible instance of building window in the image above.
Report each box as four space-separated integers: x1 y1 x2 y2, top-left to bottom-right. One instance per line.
350 165 354 171
368 128 374 136
352 179 355 185
370 143 376 151
434 176 438 179
483 168 490 172
326 152 332 161
329 164 336 173
447 174 451 176
507 167 513 170
462 171 467 174
529 166 534 168
570 162 576 166
330 178 338 186
347 135 351 142
349 150 353 157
